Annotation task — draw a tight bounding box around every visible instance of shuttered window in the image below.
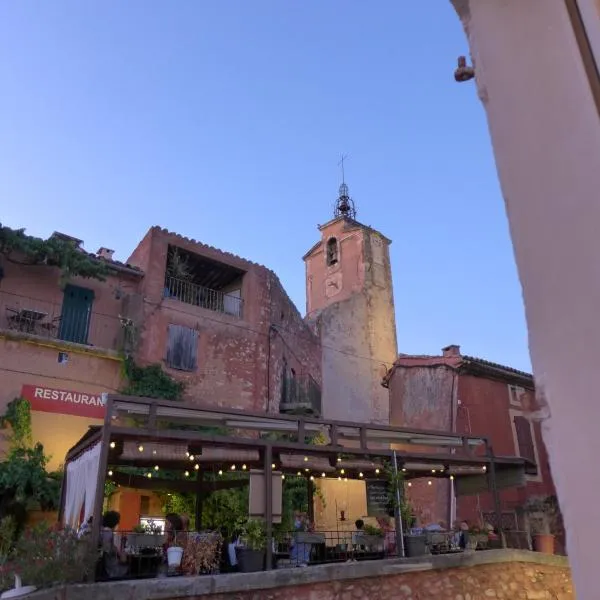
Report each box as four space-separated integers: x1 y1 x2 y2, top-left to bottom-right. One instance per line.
166 324 198 371
514 415 537 473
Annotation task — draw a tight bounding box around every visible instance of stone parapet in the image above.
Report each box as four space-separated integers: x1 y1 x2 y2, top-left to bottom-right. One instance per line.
29 550 572 600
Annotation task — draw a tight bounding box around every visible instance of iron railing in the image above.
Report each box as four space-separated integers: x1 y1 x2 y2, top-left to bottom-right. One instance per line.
164 276 243 319
0 290 122 351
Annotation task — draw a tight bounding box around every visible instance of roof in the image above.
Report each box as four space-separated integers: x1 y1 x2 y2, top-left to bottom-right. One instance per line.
387 349 534 388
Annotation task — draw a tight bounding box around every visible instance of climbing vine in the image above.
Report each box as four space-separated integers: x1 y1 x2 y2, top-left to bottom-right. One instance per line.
0 398 32 453
120 356 185 401
0 223 109 284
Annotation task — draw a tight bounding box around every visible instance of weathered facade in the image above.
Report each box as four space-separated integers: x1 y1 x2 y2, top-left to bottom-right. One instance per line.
386 345 558 544
127 226 321 414
304 184 397 424
0 226 321 472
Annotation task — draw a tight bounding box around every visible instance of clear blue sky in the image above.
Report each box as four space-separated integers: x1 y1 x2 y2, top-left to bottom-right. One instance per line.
0 1 531 372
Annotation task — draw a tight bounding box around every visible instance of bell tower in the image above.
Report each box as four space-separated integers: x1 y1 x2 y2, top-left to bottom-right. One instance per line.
303 180 397 424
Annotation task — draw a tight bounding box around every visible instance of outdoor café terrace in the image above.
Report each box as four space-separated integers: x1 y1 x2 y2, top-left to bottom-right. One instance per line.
61 394 535 580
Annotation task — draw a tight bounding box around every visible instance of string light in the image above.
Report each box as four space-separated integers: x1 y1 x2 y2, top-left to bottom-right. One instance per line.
483 466 487 472
375 468 380 474
195 464 200 471
147 473 152 479
218 470 223 476
189 455 195 461
108 470 113 476
231 465 236 471
186 451 190 457
408 482 412 487
304 468 309 472
338 477 342 481
432 469 436 474
321 473 326 478
154 465 159 471
344 477 348 482
138 445 144 452
109 442 116 449
271 463 276 469
297 471 302 476
310 476 315 481
304 457 309 462
450 475 454 481
282 474 286 480
340 469 345 474
184 471 190 477
401 468 406 473
242 464 247 471
428 480 432 486
359 472 364 478
337 457 342 463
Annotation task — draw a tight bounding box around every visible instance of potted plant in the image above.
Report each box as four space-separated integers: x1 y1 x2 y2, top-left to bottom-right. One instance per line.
236 519 266 573
361 524 385 552
526 496 561 554
127 520 166 553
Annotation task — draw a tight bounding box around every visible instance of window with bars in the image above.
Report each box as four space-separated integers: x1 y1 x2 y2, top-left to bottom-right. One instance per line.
514 415 538 474
166 324 198 371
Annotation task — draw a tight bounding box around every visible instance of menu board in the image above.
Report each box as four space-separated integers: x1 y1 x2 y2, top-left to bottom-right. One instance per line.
366 479 392 517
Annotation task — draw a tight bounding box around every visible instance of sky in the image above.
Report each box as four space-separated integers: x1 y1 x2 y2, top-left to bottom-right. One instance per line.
0 1 531 373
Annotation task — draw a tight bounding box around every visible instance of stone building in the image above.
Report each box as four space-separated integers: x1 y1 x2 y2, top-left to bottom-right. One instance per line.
385 344 559 547
304 183 397 424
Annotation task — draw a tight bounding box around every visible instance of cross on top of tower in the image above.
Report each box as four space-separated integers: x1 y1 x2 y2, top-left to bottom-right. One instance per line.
334 154 357 220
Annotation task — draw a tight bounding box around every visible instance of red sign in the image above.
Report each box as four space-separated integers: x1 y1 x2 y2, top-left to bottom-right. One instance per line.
21 384 106 419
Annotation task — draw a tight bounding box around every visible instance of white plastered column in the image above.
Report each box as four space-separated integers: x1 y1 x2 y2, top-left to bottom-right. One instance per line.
452 1 600 597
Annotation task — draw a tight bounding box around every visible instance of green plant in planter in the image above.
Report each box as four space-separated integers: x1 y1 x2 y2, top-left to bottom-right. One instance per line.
240 518 267 551
132 524 148 534
362 524 384 537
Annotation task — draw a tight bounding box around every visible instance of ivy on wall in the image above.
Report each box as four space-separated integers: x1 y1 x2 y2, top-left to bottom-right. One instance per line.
0 223 109 284
119 356 185 401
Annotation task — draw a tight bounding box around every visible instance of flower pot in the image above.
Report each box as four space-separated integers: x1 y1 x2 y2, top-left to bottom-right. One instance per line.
236 548 265 573
404 535 428 557
167 546 184 568
533 533 555 554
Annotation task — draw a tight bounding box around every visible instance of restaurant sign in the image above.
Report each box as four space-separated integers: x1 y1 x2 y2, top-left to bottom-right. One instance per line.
20 384 106 419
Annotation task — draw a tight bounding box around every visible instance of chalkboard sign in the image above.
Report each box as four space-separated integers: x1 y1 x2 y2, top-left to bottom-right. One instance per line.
366 479 392 517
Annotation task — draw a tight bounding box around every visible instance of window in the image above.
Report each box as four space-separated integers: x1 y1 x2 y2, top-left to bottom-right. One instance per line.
166 324 198 371
326 237 338 266
140 495 150 515
509 384 525 408
513 415 537 473
58 284 94 345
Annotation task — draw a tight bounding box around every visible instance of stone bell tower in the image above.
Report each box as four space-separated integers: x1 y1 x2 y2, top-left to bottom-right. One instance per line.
303 180 397 424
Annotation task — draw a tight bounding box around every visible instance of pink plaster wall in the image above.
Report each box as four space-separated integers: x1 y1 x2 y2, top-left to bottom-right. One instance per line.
452 0 594 593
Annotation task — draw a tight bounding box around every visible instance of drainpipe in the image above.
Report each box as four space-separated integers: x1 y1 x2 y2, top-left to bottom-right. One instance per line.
449 370 457 527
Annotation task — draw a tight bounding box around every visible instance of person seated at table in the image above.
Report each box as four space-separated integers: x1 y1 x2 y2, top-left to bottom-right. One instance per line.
100 511 127 579
375 516 396 555
290 512 312 567
180 514 190 532
458 521 470 550
165 513 186 547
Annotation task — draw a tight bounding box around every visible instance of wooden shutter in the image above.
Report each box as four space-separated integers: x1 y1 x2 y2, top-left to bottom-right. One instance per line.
514 415 537 470
166 324 198 371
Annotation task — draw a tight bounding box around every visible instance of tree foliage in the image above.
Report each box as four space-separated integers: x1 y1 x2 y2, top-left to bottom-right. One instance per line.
0 223 109 284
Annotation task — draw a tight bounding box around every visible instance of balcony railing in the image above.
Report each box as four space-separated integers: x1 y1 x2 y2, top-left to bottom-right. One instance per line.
280 375 322 416
164 275 243 318
0 290 122 351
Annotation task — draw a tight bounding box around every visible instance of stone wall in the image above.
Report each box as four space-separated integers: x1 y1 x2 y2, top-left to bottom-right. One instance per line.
31 550 572 600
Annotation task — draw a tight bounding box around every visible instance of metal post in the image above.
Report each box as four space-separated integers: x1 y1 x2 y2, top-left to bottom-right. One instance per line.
264 445 273 570
90 396 114 579
392 450 405 557
486 442 506 548
195 470 204 531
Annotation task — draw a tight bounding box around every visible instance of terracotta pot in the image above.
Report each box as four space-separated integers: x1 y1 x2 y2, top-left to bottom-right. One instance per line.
533 533 555 554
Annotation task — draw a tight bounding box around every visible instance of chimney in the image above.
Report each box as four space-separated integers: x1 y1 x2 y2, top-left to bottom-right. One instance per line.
442 344 461 358
97 247 115 261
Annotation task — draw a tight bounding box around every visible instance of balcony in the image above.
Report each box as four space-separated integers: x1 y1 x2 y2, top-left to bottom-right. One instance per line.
279 375 322 416
0 290 122 352
164 275 243 318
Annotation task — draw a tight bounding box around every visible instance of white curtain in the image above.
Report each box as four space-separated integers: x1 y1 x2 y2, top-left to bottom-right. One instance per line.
63 442 102 529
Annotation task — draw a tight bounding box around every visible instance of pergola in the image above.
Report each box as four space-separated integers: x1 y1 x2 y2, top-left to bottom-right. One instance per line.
61 394 535 570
